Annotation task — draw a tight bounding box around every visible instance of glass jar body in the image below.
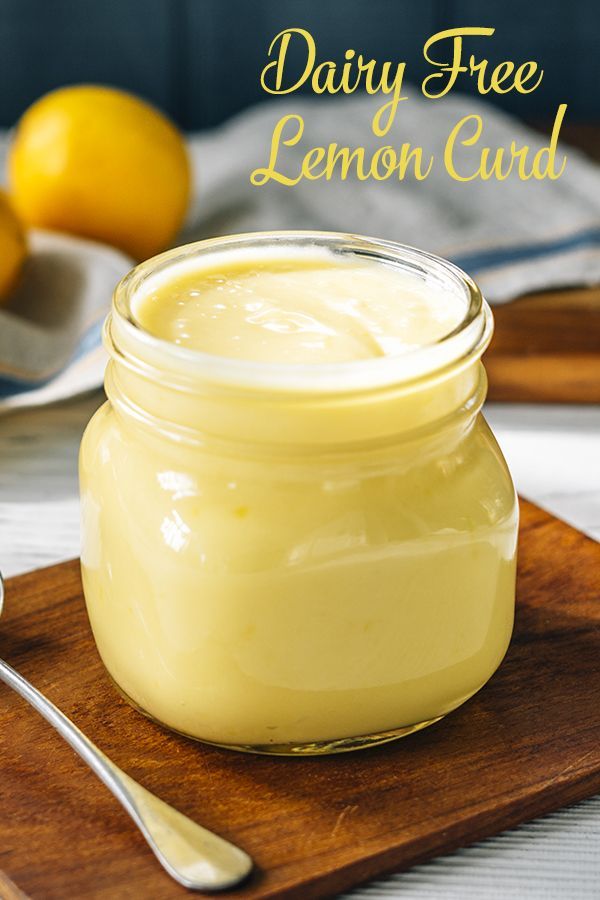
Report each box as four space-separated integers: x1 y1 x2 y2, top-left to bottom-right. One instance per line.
80 378 518 754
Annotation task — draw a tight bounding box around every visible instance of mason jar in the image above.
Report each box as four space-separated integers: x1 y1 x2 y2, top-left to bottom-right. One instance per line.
79 231 518 755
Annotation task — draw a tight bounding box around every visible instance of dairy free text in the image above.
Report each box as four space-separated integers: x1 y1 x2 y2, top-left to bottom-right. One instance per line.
250 27 567 185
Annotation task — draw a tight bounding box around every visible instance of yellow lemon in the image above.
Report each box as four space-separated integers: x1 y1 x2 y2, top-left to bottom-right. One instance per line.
8 85 191 261
0 188 27 305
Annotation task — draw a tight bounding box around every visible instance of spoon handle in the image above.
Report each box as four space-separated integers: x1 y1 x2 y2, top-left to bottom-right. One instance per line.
0 657 252 891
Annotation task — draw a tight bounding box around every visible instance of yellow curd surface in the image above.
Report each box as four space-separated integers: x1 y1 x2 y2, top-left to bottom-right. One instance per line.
136 254 465 362
80 236 518 753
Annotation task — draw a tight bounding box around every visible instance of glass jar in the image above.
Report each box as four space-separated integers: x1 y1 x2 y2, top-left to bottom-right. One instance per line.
79 231 518 755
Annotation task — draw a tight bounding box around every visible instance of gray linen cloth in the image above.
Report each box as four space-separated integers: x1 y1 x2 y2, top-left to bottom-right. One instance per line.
1 89 599 409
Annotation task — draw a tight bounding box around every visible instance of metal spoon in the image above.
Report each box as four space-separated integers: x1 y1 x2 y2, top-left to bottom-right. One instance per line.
0 572 252 892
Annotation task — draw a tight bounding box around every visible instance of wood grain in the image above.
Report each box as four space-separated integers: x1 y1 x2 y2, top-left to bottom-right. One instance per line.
3 3 599 129
0 0 175 127
0 499 599 900
485 286 600 403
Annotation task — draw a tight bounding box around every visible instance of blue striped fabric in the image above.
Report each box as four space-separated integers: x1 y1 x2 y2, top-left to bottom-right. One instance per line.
452 227 600 272
0 317 105 396
2 225 599 399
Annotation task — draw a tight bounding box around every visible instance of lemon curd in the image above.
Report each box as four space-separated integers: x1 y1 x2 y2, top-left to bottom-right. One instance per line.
79 232 518 754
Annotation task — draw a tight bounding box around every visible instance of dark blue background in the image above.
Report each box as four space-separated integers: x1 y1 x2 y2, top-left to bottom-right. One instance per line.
0 0 597 128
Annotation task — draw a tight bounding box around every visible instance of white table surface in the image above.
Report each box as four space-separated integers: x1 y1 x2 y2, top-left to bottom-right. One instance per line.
1 392 599 899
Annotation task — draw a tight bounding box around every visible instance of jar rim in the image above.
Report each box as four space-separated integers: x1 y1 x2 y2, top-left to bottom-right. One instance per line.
109 230 493 395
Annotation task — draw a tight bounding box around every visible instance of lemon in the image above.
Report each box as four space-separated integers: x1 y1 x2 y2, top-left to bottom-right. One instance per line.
8 85 191 261
0 188 27 305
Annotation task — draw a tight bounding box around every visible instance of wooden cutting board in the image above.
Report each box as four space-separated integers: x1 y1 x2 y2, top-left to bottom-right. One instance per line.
485 285 600 403
1 499 599 900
